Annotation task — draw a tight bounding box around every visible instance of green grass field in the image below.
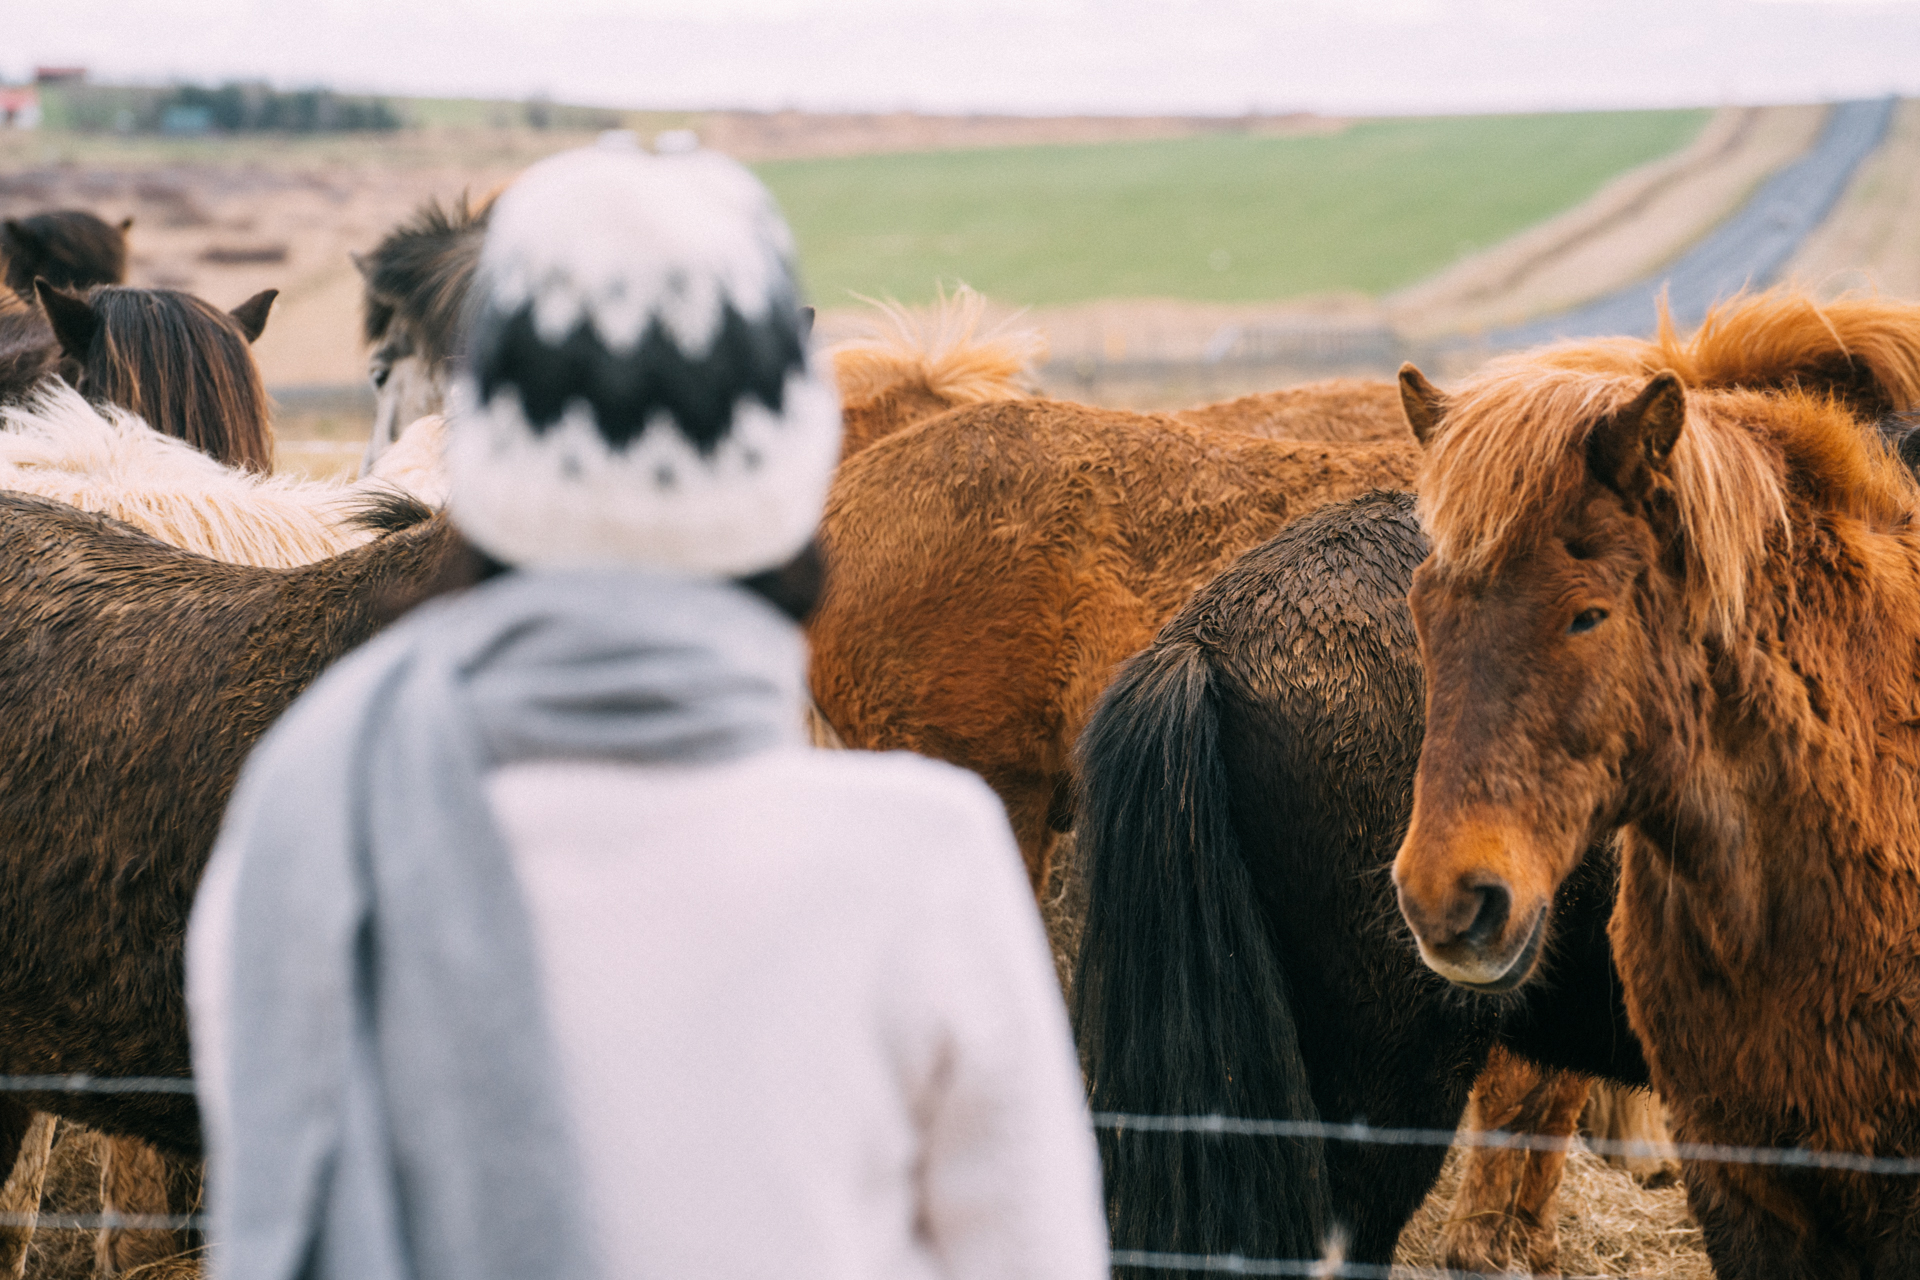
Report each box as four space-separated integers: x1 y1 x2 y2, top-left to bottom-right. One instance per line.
757 110 1710 307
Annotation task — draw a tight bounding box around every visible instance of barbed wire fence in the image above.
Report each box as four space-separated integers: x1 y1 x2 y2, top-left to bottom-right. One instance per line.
6 1076 1915 1269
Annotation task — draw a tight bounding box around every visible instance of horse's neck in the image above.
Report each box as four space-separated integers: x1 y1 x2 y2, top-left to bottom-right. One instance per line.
1644 519 1920 955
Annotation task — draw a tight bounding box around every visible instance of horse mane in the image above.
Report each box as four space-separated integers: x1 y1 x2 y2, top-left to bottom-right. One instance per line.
360 194 491 365
1535 289 1920 421
79 286 274 472
0 383 433 568
1418 364 1913 644
826 286 1044 457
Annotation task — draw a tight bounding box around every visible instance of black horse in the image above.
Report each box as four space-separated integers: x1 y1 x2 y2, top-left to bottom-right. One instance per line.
1071 490 1650 1268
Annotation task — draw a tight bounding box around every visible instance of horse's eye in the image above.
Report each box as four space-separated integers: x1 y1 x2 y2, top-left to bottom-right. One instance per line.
370 363 391 390
1569 607 1608 635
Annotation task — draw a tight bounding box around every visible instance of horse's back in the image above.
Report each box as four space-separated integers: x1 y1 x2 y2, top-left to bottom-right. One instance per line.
1172 377 1410 443
0 497 443 1150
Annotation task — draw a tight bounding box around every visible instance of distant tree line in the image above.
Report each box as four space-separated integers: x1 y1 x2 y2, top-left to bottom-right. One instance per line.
162 83 403 133
40 81 403 134
34 81 635 135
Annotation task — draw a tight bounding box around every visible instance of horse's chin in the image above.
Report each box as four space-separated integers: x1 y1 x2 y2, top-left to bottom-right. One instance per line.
1418 904 1548 993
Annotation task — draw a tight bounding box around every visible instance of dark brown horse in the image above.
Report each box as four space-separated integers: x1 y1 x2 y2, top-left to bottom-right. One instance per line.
1073 490 1647 1271
1394 292 1920 1276
1 211 129 300
0 492 450 1174
34 281 278 472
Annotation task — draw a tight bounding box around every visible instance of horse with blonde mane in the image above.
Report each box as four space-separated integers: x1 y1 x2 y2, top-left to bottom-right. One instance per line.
1394 290 1920 1276
828 284 1407 454
0 383 445 565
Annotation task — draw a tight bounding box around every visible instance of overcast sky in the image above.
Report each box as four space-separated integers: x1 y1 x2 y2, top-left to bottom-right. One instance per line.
10 0 1920 116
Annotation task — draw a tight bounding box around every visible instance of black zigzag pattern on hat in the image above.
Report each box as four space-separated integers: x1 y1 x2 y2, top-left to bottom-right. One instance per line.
470 294 807 455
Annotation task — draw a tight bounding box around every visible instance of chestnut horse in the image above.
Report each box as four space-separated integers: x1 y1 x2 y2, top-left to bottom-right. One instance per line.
810 400 1420 884
1395 294 1920 1275
1073 490 1648 1271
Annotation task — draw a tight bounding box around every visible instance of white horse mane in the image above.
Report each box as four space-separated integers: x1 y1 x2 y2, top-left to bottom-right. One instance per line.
0 383 447 569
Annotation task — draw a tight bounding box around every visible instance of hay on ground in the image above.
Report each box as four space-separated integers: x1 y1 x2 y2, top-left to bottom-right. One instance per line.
1394 1144 1710 1278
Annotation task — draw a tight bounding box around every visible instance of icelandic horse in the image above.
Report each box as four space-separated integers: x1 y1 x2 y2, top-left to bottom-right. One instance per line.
0 325 444 1274
1393 290 1920 1277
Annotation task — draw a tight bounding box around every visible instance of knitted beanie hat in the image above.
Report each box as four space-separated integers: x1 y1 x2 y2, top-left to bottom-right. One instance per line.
447 137 840 575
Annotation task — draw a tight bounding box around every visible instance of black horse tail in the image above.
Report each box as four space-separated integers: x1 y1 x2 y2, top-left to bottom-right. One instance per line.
1073 634 1328 1269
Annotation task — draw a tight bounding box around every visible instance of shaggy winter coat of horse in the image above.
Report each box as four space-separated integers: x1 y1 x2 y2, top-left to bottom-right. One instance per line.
810 400 1421 883
1395 292 1920 1277
1073 490 1647 1271
0 491 452 1172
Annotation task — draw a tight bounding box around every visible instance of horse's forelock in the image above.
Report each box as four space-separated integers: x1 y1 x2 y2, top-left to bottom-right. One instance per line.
1416 365 1789 644
361 195 490 362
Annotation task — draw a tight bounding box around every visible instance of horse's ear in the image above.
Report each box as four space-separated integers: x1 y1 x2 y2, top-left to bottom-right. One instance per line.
1399 363 1448 447
35 280 98 360
799 305 815 339
2 220 38 259
1588 371 1686 499
230 289 278 343
350 251 371 280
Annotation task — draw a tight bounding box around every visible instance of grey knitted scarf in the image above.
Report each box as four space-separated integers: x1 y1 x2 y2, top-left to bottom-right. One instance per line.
192 569 806 1280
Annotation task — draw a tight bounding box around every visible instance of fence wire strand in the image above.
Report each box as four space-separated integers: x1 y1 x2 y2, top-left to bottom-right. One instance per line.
1094 1111 1920 1176
1112 1252 1629 1279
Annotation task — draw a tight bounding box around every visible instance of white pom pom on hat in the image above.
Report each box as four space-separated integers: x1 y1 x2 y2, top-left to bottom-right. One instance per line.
447 139 840 576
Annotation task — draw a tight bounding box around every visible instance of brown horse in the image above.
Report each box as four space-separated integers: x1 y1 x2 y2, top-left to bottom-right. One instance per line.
0 493 449 1158
810 399 1420 884
1394 292 1920 1276
1 211 129 301
34 282 279 472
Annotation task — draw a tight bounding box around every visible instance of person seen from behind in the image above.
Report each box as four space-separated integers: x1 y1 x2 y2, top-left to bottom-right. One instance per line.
185 136 1109 1280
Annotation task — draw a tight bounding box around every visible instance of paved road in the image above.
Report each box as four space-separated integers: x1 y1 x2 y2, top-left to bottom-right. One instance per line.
1490 97 1897 347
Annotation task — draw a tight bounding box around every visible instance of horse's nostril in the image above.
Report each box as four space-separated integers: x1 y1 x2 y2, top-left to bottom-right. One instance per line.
1461 879 1512 949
